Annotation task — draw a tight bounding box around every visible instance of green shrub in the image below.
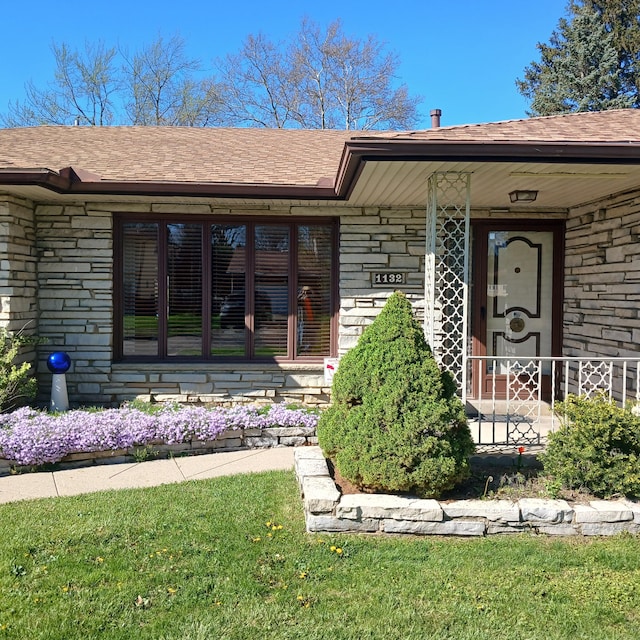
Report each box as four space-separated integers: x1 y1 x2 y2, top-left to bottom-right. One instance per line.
541 393 640 499
317 292 474 498
0 326 40 412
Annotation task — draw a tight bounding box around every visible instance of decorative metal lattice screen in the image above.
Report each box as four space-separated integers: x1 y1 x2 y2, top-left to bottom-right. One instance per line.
424 172 471 396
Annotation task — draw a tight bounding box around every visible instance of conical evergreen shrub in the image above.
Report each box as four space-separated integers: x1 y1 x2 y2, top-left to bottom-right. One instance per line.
317 292 474 498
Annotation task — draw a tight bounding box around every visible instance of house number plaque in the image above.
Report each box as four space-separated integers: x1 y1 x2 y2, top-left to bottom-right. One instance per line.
372 272 406 286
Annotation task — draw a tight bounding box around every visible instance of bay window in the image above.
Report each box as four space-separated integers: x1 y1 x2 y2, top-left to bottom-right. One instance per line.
115 215 337 361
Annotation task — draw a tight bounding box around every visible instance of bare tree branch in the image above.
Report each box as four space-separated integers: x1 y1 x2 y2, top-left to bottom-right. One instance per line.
1 41 119 127
217 19 422 130
1 23 421 130
121 34 224 126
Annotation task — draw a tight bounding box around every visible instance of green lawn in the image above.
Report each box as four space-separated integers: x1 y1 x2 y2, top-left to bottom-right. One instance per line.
0 470 639 639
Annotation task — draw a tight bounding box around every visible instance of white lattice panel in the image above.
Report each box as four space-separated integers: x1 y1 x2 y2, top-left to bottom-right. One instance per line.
425 173 471 394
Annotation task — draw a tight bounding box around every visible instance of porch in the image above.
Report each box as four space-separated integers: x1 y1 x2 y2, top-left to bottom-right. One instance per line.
465 356 640 451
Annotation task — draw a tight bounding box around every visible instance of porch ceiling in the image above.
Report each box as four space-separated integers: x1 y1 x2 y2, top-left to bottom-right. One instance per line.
347 160 640 209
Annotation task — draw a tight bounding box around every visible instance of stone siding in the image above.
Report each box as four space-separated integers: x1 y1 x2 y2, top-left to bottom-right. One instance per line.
108 362 330 407
19 200 428 407
338 206 427 352
5 186 637 408
564 191 640 357
0 197 38 369
0 198 37 331
35 203 113 404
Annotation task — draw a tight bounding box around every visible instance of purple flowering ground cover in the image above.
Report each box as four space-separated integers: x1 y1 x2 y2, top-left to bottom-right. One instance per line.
0 404 319 467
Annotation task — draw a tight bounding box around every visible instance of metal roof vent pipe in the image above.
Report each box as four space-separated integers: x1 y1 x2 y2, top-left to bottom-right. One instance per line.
430 109 442 128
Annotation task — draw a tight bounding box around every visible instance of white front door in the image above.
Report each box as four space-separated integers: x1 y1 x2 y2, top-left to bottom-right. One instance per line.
486 230 554 371
472 221 563 399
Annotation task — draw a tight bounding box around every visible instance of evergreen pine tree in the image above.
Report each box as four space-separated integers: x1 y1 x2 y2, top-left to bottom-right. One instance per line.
517 1 634 115
583 0 640 104
317 292 474 499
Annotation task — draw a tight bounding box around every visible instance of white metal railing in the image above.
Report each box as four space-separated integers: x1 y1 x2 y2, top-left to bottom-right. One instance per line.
465 356 640 450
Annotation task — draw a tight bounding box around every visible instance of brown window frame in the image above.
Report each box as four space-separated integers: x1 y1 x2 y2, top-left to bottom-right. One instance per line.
113 213 339 363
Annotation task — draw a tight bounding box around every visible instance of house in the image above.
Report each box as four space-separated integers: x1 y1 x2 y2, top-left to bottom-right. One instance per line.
1 110 640 444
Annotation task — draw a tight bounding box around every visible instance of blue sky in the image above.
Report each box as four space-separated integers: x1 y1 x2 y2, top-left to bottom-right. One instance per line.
0 0 569 128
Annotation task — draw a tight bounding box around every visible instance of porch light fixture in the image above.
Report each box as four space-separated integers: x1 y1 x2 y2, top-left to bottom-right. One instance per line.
509 189 538 203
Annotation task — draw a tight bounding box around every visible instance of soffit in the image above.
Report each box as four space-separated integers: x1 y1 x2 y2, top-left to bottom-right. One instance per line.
347 159 640 209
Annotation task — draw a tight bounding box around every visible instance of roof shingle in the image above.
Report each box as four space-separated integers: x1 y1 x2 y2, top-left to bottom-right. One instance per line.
358 109 640 144
1 109 640 189
0 126 353 186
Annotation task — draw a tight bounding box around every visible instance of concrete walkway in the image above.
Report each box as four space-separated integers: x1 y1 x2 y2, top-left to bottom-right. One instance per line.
0 447 295 505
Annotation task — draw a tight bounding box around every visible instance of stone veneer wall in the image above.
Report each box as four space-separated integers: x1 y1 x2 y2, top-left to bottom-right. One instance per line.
0 198 37 330
0 197 38 366
338 206 427 352
564 190 640 358
35 202 113 404
28 201 427 407
9 188 640 408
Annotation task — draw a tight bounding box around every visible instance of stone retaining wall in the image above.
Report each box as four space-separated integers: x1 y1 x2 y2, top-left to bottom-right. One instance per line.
295 447 640 537
0 426 317 475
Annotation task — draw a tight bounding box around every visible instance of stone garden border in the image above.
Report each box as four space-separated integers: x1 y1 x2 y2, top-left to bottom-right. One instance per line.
0 426 317 475
294 447 640 537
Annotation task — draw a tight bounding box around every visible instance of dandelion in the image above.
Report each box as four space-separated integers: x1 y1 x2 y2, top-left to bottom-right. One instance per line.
167 587 177 595
298 571 308 579
252 537 262 543
297 595 311 608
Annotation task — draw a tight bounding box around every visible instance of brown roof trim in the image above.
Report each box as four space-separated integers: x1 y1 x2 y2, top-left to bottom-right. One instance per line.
3 138 640 201
0 168 339 200
0 168 72 191
68 181 340 199
68 180 337 200
334 139 640 198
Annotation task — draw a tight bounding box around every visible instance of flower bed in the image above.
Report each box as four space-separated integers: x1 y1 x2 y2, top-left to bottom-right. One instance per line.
0 403 320 468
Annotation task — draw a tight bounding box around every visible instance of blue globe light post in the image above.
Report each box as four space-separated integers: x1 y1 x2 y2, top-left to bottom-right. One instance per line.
47 352 71 412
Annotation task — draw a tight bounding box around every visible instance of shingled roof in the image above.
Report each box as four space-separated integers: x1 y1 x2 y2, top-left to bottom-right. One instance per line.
357 109 640 144
1 109 640 199
0 126 353 186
